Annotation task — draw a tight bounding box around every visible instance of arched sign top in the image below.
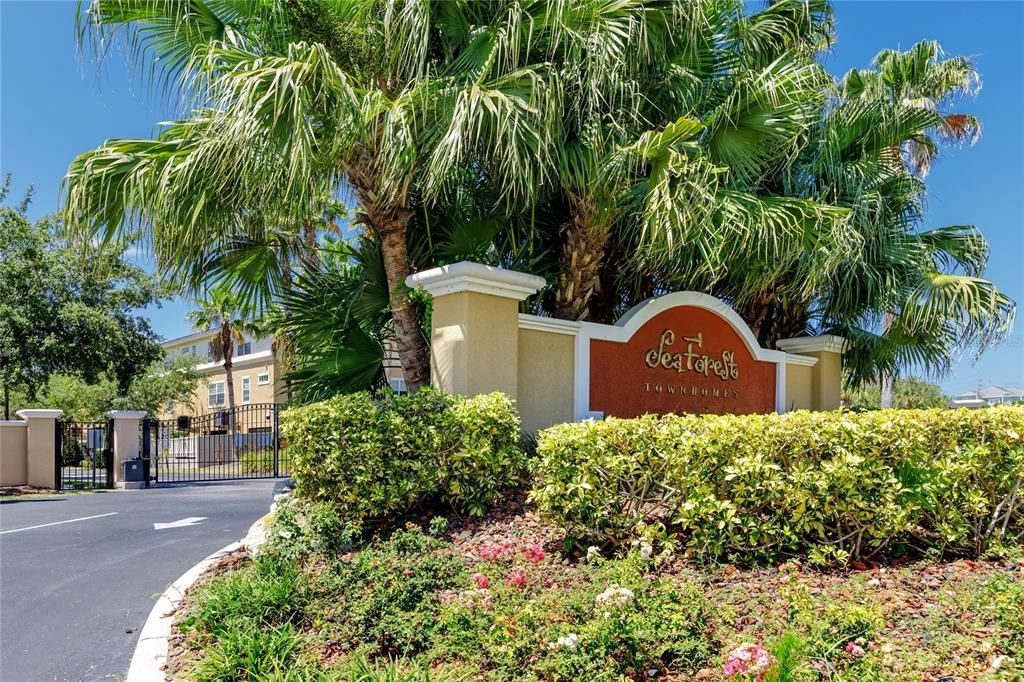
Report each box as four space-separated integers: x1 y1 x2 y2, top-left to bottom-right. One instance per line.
574 291 788 419
597 291 786 365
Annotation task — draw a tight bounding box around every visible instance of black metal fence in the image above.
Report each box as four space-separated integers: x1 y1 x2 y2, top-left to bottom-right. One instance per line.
141 404 287 484
57 420 113 490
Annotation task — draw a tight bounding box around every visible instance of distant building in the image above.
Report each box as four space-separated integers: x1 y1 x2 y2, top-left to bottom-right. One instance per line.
161 329 285 417
948 385 1024 409
160 327 406 418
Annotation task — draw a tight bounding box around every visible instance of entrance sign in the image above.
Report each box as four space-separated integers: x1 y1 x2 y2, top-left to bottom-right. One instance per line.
577 292 787 419
408 261 844 434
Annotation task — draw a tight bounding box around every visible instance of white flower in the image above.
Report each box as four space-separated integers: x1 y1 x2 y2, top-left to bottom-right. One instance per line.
547 633 579 652
277 530 293 539
639 542 653 560
586 546 601 562
595 586 635 611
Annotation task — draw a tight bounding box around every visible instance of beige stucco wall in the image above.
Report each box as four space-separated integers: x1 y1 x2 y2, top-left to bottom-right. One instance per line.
0 422 28 486
431 291 519 398
162 359 284 419
517 328 575 434
812 351 843 411
22 416 57 488
784 364 814 411
108 415 143 484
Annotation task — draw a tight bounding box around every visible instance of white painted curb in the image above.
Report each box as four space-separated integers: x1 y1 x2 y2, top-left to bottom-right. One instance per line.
126 541 243 682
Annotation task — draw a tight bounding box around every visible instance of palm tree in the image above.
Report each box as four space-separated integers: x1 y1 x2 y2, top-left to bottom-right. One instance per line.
841 40 981 177
835 42 998 406
187 287 257 434
64 0 559 391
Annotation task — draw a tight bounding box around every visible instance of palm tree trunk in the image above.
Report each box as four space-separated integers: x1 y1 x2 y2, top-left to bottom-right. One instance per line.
221 322 237 442
303 221 318 267
377 217 430 391
555 202 610 321
737 290 776 343
347 152 430 391
880 311 895 409
880 373 895 409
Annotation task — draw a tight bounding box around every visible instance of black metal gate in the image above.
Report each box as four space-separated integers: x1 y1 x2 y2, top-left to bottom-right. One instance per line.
141 404 287 484
57 420 114 490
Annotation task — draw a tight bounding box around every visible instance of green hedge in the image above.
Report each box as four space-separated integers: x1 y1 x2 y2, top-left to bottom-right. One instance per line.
530 407 1024 563
281 389 524 523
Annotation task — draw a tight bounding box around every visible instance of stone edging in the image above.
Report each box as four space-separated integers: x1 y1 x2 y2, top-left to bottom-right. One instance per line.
125 541 243 682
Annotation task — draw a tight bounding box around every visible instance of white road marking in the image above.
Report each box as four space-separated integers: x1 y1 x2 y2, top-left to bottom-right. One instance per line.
153 516 207 530
0 512 119 535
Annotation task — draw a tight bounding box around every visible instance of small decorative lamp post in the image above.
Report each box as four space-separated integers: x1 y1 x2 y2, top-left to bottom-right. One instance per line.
0 346 9 420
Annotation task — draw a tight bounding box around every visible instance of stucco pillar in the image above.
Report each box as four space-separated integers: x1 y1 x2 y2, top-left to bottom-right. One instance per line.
776 335 847 411
0 420 29 486
105 410 147 487
406 261 546 399
16 409 62 488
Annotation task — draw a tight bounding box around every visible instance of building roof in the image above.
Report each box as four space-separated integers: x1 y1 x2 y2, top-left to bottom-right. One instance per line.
952 385 1024 401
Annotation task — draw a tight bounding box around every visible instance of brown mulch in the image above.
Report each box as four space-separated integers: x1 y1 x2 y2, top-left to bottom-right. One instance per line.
441 488 562 559
0 485 60 497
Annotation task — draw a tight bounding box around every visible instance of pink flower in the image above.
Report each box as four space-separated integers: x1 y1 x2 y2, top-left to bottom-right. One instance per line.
472 573 490 589
723 643 775 679
523 543 546 564
479 539 517 562
845 642 866 659
506 567 527 587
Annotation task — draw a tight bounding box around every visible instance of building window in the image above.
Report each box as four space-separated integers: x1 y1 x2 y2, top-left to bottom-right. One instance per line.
207 342 214 360
238 341 252 357
241 376 251 404
257 372 270 385
208 381 225 408
388 376 408 394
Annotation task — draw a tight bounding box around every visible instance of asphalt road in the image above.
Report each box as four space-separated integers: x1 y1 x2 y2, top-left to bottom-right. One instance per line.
0 480 276 681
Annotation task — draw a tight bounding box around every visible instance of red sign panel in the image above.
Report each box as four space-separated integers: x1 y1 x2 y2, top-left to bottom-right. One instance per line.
589 305 776 418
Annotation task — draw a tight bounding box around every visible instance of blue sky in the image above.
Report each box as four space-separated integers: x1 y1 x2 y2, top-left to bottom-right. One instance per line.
2 1 1022 395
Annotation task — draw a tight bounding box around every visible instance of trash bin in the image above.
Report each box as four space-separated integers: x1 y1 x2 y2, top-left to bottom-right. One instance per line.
122 458 144 482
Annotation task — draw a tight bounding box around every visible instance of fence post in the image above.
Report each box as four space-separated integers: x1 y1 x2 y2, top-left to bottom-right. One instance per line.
54 419 62 490
15 409 62 489
272 405 280 478
105 411 147 489
141 417 152 488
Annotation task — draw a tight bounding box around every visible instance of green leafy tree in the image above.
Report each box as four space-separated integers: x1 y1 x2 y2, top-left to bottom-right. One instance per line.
0 175 163 400
842 377 947 411
12 355 201 420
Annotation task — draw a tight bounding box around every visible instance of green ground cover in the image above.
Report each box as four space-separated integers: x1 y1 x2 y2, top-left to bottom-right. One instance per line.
170 511 1023 681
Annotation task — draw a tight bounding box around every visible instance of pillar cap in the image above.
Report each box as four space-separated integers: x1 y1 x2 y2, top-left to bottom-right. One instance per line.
406 261 546 301
16 409 62 419
105 410 148 420
776 335 847 354
0 420 27 426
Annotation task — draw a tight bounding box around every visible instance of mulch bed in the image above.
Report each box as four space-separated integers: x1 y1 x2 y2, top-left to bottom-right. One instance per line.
0 485 60 497
166 498 1023 681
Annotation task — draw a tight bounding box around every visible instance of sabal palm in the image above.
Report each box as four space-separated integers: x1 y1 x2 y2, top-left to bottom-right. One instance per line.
64 0 559 391
188 287 257 428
